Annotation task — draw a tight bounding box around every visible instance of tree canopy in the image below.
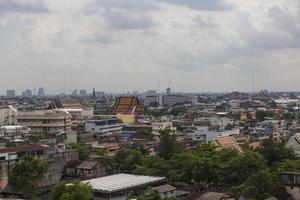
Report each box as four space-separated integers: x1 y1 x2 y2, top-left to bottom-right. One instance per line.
259 139 295 167
100 137 296 200
158 128 183 160
8 156 48 200
71 144 90 161
50 180 92 200
128 190 175 200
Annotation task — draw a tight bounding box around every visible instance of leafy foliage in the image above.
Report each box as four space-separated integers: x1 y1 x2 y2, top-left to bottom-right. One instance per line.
100 136 298 199
277 159 300 172
134 156 172 178
8 156 48 200
259 139 295 167
158 129 183 160
50 180 92 200
128 190 175 200
255 110 275 121
114 148 143 173
234 170 287 200
71 144 90 161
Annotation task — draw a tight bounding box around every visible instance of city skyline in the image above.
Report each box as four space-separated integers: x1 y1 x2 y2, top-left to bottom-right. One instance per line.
1 0 300 94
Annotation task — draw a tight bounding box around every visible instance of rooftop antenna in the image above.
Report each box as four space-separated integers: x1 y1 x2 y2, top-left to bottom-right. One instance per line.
63 65 66 95
158 81 160 94
42 67 45 88
252 72 256 94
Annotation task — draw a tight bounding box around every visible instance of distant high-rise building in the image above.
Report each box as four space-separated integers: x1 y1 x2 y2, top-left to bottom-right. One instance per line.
166 87 171 95
96 92 105 98
72 89 78 96
23 89 32 98
145 90 157 96
6 90 15 98
79 89 87 96
92 88 96 98
162 94 191 107
132 91 139 96
37 87 45 97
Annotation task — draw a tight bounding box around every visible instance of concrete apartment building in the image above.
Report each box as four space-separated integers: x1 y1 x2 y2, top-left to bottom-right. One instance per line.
0 105 18 126
16 110 72 135
144 95 159 107
162 95 192 107
6 90 15 98
0 144 78 192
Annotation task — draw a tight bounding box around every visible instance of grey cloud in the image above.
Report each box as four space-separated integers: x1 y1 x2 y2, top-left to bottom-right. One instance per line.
0 0 48 13
237 6 300 53
82 33 115 44
84 0 158 30
156 5 300 73
104 10 155 29
101 0 159 11
194 16 219 29
268 6 300 38
163 0 231 11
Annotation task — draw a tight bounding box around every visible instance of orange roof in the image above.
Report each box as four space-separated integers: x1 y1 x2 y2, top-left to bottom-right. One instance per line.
111 96 144 114
249 142 261 149
214 136 242 151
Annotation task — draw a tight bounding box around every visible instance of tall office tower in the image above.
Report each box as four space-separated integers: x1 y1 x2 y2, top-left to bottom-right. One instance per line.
145 90 157 96
38 87 45 97
79 89 87 96
72 89 78 96
6 90 16 98
92 88 96 98
166 87 171 95
23 89 33 98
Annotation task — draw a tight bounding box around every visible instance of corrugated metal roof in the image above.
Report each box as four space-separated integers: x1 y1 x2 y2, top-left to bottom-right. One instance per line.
84 173 165 193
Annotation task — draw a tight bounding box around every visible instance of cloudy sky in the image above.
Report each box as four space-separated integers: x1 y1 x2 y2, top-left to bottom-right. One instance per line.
0 0 300 94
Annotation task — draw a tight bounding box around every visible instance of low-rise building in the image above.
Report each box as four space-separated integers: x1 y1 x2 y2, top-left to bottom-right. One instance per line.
84 174 166 200
64 160 106 179
84 119 124 138
16 110 72 135
0 106 17 126
213 135 242 152
162 95 191 107
151 184 176 199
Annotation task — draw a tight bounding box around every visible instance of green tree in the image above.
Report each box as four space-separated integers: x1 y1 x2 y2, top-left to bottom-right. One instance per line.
132 143 148 155
234 170 287 200
128 190 175 200
259 139 295 167
194 143 218 157
8 156 48 199
72 144 90 160
96 148 107 157
114 148 142 173
134 156 172 178
255 110 274 121
170 107 186 116
50 180 92 200
277 159 300 172
158 129 183 160
216 150 267 188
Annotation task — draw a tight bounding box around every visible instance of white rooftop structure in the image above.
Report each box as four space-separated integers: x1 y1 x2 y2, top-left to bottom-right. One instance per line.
84 174 166 193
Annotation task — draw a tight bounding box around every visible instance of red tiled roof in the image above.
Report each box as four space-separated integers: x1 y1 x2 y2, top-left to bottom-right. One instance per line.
0 145 49 154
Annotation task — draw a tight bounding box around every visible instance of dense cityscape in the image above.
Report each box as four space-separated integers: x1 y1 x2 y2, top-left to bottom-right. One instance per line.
0 88 300 199
1 0 300 199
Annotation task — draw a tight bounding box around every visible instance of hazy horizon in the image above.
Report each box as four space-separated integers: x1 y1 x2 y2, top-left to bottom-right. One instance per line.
1 0 300 94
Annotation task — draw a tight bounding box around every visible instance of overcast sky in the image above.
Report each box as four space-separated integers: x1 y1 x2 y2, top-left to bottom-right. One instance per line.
0 0 300 94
